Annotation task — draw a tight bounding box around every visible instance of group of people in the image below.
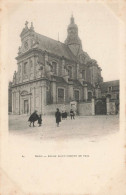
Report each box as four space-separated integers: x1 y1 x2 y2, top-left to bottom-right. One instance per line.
28 108 75 127
55 108 75 127
28 111 42 127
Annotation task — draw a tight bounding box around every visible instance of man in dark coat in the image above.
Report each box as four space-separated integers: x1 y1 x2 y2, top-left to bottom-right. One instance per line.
55 108 61 127
28 110 39 127
64 111 68 119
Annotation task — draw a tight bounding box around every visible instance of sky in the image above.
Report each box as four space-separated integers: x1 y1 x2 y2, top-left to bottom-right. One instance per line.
7 1 121 82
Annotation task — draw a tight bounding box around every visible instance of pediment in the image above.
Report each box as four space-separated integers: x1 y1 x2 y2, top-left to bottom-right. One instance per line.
20 90 29 96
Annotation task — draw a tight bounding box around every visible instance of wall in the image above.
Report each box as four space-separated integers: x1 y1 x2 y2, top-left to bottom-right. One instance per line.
78 102 92 116
8 86 12 113
45 104 70 115
109 101 116 115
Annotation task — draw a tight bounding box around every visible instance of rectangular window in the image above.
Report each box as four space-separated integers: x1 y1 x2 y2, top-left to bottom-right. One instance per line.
58 88 64 103
82 70 86 80
52 61 57 75
74 90 79 101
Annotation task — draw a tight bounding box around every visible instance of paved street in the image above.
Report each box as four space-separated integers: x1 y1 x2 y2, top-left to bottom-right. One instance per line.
9 114 119 141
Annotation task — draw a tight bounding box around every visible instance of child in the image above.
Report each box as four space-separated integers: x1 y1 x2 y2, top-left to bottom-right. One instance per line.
38 114 42 127
70 109 75 120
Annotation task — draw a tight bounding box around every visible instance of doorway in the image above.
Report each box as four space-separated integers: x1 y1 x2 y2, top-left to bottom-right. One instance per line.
24 100 29 114
95 98 106 115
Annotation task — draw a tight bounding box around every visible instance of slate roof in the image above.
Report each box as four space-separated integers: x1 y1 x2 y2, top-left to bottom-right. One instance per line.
35 33 77 62
100 80 119 93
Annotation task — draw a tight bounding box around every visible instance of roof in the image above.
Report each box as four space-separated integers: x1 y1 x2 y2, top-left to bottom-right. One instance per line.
35 33 77 62
100 80 119 93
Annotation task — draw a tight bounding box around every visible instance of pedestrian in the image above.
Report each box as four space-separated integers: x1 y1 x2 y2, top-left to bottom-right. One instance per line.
64 111 68 119
28 110 39 127
70 109 75 120
61 111 65 120
38 114 42 127
55 108 61 127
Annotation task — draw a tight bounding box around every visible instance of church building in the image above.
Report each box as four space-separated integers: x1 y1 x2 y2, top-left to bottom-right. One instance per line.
11 16 104 115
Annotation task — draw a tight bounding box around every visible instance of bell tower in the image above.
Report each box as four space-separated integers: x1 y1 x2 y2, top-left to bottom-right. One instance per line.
64 15 82 57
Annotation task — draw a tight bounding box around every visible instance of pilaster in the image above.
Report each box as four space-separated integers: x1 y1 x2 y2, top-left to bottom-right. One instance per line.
106 96 110 115
68 81 74 101
41 80 47 115
83 84 88 101
91 97 95 115
51 78 56 103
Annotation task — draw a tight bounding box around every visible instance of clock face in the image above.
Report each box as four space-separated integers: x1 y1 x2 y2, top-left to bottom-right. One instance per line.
24 41 28 50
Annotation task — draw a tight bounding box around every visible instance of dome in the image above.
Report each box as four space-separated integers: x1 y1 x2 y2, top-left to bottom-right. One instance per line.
67 15 78 30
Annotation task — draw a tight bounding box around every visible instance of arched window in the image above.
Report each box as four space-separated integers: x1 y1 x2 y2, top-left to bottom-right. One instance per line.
68 66 72 78
30 60 33 72
52 61 57 75
88 91 92 101
57 88 65 103
82 70 86 80
30 60 33 68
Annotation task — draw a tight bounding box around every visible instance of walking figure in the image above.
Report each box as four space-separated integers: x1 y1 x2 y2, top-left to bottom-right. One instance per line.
55 108 61 127
28 110 39 127
38 114 42 127
61 111 64 120
64 111 68 119
70 109 75 120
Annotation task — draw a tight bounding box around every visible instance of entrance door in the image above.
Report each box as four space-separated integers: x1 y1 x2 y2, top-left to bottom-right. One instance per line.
24 100 29 114
95 99 106 115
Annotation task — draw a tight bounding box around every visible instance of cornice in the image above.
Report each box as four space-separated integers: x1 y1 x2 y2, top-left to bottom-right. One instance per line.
11 77 49 88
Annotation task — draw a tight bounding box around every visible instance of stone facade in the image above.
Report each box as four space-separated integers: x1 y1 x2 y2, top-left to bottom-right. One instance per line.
10 16 119 115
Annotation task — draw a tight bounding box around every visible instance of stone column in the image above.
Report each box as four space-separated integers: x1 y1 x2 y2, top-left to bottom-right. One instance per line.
33 56 36 79
32 87 35 112
68 82 74 101
28 58 30 81
51 78 56 103
92 97 95 115
61 58 65 76
41 80 47 115
95 88 98 99
29 89 31 115
77 64 80 79
106 96 110 115
84 84 88 101
98 87 101 98
90 66 93 85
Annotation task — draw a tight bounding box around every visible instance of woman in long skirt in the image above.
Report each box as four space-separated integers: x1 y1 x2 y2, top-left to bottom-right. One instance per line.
55 108 61 127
